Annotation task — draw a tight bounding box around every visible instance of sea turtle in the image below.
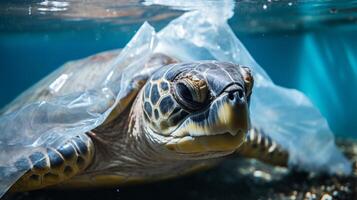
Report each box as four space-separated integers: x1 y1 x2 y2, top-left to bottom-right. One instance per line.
2 50 288 192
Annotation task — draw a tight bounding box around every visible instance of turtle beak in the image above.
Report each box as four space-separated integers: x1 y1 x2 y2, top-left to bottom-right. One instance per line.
221 85 250 135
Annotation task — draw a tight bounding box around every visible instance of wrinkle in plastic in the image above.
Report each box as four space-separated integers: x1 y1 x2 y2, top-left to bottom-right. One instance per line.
0 1 351 197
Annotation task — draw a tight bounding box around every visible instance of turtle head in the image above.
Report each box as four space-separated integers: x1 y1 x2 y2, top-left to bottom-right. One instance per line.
141 61 253 157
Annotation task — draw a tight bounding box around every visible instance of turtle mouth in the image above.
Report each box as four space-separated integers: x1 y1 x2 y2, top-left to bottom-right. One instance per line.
169 93 249 138
165 129 246 154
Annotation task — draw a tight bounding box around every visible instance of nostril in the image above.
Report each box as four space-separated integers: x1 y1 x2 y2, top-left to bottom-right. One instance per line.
228 92 235 100
227 90 244 101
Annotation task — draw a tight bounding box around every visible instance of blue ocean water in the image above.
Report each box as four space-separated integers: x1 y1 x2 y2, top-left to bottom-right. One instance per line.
0 1 356 138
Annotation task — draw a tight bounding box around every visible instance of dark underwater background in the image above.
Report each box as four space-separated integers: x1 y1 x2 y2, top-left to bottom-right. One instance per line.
1 1 357 199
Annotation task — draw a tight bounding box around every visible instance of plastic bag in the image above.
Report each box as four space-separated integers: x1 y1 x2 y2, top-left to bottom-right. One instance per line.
0 0 351 197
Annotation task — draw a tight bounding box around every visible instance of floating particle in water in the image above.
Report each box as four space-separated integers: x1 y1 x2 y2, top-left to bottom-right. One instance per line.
95 33 102 41
288 2 293 6
263 4 267 10
330 8 338 14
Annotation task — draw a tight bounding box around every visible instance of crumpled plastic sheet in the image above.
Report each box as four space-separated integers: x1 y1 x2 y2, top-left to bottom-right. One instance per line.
0 0 351 197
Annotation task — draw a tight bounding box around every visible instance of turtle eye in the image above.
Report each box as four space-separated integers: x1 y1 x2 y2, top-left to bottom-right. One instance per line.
174 76 208 111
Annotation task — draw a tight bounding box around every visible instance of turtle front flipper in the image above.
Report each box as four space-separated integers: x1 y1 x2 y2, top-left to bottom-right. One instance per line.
10 133 94 192
237 128 289 167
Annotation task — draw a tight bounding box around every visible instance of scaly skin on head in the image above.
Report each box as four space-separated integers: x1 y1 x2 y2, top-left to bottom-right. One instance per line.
140 61 253 159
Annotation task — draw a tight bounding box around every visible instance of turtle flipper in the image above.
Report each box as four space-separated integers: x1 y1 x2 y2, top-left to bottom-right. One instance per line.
10 134 94 192
237 128 289 167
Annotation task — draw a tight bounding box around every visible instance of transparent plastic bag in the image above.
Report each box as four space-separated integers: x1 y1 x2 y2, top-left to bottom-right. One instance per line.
0 0 351 197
